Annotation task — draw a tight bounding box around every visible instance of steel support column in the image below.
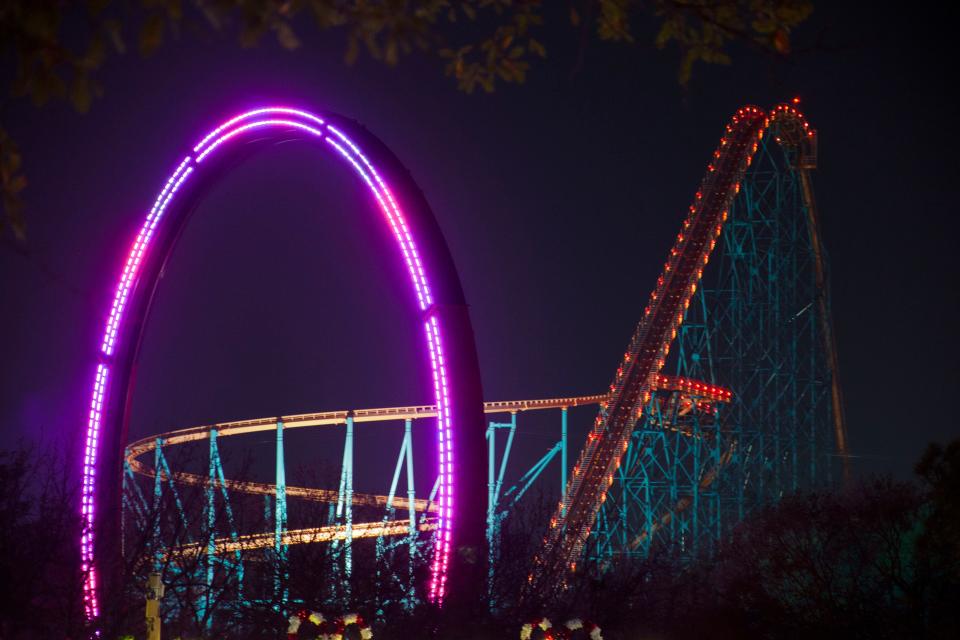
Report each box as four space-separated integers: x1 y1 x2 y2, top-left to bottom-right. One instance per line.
274 420 288 607
561 408 568 516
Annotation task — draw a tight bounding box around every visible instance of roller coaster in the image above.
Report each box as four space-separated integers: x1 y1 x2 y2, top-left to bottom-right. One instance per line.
524 101 848 596
124 375 730 553
84 101 845 625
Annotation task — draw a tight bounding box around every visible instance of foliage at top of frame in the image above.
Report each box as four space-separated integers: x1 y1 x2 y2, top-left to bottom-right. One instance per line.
0 0 812 242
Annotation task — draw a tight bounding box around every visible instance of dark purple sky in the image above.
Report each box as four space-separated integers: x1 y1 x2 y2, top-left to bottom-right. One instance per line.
2 4 957 492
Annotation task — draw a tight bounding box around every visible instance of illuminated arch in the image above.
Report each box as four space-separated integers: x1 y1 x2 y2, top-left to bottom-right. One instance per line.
81 107 486 618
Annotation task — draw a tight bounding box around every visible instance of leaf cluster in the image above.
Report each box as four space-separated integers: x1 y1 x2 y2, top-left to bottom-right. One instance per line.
651 0 813 84
0 127 26 241
0 1 814 251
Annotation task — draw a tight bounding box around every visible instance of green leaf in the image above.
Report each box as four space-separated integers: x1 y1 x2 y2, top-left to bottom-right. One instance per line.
4 150 21 175
678 48 697 86
139 14 165 56
87 0 112 14
528 38 546 58
82 35 107 70
32 69 66 106
345 37 359 65
364 31 383 60
6 175 27 196
385 38 398 66
103 19 126 54
70 76 93 113
166 0 183 22
275 21 300 50
655 20 675 49
752 18 777 35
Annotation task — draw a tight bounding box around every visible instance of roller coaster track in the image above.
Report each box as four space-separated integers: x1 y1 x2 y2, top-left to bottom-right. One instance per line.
173 520 438 557
127 375 730 554
528 103 846 594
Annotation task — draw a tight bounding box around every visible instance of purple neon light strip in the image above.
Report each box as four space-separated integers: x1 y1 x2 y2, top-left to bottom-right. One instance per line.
84 107 455 617
81 363 109 618
424 319 450 601
85 158 193 616
192 107 325 154
323 137 429 310
427 314 453 600
195 119 324 163
101 158 193 355
327 126 433 309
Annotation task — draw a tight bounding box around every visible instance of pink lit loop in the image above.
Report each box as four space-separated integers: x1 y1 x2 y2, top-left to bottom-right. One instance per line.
82 106 457 618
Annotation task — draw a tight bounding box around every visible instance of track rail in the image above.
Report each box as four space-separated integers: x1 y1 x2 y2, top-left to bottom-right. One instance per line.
174 519 438 556
127 393 609 460
125 393 611 514
529 104 822 592
127 376 730 551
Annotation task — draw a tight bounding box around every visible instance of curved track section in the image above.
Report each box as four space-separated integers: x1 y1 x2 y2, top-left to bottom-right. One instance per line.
173 520 438 557
125 394 610 518
530 104 839 593
126 375 730 555
126 375 733 568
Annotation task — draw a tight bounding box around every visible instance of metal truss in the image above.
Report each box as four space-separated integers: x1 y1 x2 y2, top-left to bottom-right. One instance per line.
587 116 843 564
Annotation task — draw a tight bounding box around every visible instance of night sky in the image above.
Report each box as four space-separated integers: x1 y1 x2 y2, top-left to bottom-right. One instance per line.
2 4 957 495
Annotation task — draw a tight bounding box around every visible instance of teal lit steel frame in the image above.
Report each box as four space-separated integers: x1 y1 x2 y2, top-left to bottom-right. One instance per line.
122 431 247 630
121 404 573 622
485 408 570 592
587 119 844 563
587 390 728 561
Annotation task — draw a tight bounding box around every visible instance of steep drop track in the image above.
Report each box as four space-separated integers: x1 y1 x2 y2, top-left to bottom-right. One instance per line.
529 104 838 593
